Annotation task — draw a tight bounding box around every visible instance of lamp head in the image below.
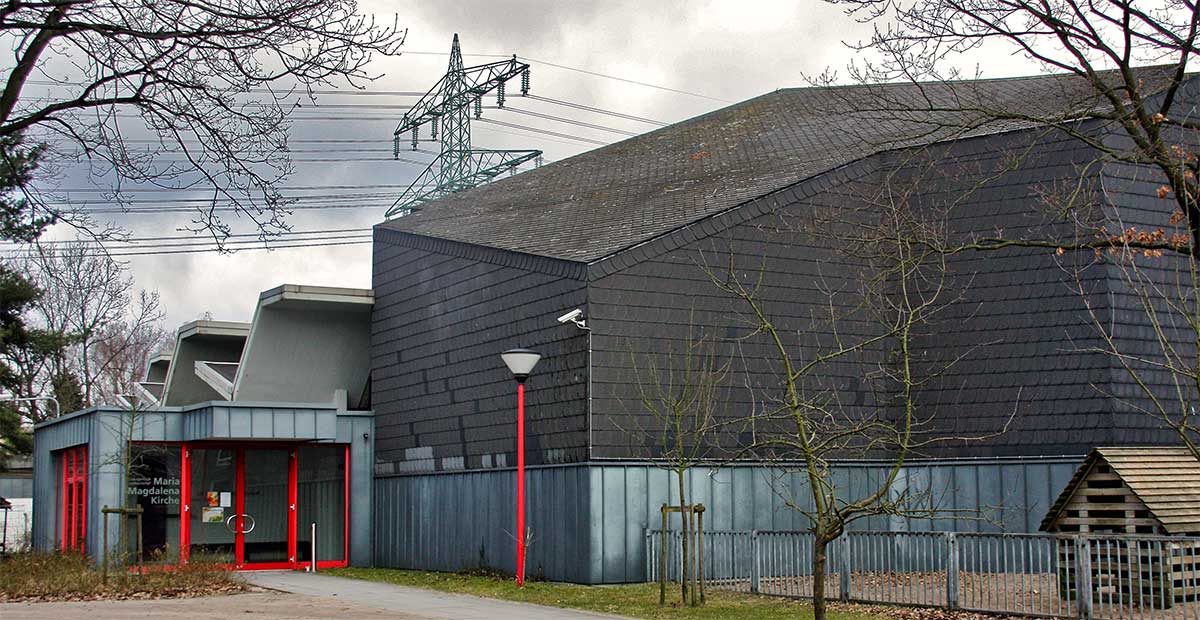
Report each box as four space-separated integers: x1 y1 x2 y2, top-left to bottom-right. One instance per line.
501 348 541 382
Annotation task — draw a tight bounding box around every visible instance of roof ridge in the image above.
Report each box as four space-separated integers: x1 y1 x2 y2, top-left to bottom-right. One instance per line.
775 63 1186 94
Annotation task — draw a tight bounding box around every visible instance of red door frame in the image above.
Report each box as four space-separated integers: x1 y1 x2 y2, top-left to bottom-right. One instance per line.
59 445 87 552
171 441 349 570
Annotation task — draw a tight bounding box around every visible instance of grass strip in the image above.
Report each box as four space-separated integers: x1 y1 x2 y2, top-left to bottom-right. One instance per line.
328 567 873 620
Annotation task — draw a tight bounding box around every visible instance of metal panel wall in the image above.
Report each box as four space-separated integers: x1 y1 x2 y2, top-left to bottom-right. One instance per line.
0 475 32 498
341 414 375 566
33 406 372 564
374 457 1082 584
31 411 93 552
586 458 1083 583
374 465 592 582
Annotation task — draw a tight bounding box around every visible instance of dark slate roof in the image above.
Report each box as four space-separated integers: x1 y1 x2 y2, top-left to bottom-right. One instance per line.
379 68 1178 263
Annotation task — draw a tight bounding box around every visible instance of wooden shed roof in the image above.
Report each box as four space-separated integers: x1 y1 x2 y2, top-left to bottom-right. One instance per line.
1040 447 1200 534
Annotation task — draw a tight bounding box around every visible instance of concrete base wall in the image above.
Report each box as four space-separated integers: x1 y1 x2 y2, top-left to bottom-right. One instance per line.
372 457 1082 584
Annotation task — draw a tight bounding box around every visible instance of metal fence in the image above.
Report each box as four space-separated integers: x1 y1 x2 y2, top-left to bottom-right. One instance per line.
647 529 1200 619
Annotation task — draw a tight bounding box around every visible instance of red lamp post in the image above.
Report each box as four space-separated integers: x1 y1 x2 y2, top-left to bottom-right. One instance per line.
500 347 541 586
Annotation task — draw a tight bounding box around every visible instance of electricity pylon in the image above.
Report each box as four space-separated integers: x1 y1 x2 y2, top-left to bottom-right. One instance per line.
386 34 541 218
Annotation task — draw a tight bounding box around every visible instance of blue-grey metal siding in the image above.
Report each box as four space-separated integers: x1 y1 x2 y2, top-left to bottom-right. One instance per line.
340 414 375 566
32 405 373 565
183 404 338 441
374 465 592 582
372 458 1080 584
0 475 32 498
32 411 95 553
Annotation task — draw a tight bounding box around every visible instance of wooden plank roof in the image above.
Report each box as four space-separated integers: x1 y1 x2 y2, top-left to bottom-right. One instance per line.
1040 447 1200 534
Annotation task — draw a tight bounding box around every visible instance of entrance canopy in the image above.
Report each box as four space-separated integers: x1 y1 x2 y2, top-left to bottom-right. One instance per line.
30 402 373 567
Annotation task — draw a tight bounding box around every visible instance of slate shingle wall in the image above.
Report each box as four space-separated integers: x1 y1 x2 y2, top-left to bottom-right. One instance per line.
371 127 1191 465
1093 153 1198 445
906 130 1118 456
371 229 590 472
587 125 1185 459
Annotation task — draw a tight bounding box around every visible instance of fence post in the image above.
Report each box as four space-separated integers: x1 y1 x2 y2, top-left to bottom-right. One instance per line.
101 507 109 585
839 535 851 602
750 530 760 594
945 532 959 610
1075 536 1093 620
644 528 651 584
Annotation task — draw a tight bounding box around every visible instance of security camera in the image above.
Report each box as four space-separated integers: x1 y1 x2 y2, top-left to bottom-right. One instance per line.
557 309 584 324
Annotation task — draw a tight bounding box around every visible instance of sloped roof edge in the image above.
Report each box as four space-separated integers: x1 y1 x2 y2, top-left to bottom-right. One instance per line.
1040 446 1200 533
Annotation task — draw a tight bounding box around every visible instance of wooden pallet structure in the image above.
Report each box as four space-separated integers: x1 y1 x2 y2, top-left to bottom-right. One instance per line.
1041 447 1200 608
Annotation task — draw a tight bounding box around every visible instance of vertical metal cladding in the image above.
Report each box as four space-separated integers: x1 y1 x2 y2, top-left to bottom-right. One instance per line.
373 465 592 582
374 458 1081 584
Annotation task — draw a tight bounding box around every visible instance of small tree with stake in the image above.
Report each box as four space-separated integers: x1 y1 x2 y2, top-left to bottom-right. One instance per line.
628 316 731 607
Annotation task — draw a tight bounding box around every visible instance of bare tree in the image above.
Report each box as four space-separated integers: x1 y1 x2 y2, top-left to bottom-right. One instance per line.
1 0 406 242
627 316 731 607
1059 201 1200 459
825 0 1200 257
88 295 170 406
819 0 1200 457
24 240 164 408
703 153 1013 620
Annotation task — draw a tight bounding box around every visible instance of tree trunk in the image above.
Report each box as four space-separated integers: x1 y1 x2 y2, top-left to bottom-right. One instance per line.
677 469 690 606
813 536 829 620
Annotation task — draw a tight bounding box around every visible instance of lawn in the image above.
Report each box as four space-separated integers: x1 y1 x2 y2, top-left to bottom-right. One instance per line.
327 568 878 620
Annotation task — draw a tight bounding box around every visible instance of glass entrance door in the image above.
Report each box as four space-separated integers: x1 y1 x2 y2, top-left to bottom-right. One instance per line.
188 448 237 563
241 449 293 567
188 446 296 568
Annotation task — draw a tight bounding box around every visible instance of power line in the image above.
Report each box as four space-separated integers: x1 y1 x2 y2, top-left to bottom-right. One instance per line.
517 56 732 103
472 124 598 148
0 238 373 258
501 106 639 136
390 51 730 102
1 227 371 246
476 118 608 145
107 112 612 146
525 94 668 126
59 201 394 215
2 233 372 253
34 182 439 193
42 191 408 206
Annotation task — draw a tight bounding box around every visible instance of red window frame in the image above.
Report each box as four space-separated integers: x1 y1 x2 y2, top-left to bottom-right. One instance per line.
175 441 350 570
59 445 88 552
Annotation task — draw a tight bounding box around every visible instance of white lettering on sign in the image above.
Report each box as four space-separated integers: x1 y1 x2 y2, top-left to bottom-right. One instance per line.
127 476 181 505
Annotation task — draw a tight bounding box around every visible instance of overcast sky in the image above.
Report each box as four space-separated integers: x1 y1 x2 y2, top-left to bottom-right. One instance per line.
26 1 1043 328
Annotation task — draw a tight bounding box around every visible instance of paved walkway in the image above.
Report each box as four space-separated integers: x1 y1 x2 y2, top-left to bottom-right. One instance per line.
243 571 629 620
1 591 409 620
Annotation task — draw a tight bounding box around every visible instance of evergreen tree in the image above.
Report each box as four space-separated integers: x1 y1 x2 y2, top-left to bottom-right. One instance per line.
0 267 41 465
50 369 85 416
0 133 51 243
0 403 31 468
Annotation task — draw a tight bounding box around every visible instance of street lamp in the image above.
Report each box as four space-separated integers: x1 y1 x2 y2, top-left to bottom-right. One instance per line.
500 347 540 586
0 395 60 418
